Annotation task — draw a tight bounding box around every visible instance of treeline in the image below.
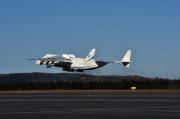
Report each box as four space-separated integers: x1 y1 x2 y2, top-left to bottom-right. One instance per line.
0 73 180 90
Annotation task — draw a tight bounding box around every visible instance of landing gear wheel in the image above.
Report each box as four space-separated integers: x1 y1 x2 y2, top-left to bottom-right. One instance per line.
47 65 51 68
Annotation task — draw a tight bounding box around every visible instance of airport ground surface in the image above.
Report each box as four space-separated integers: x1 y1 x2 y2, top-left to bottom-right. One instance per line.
0 90 180 119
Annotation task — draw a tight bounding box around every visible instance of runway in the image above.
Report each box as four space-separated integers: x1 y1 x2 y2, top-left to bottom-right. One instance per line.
0 90 180 119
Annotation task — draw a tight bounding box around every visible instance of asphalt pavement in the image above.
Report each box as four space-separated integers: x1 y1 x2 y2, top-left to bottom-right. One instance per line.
0 90 180 119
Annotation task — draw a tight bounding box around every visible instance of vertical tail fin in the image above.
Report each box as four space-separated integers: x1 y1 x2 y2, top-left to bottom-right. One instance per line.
85 48 96 61
121 50 131 68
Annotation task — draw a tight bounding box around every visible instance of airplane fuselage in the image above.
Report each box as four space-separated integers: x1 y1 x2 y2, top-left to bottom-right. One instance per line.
37 57 108 72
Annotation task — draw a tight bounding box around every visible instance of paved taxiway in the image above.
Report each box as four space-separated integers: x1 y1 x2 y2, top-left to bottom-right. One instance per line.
0 90 180 119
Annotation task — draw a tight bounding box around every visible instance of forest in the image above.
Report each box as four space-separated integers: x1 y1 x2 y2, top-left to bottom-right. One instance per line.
0 73 180 90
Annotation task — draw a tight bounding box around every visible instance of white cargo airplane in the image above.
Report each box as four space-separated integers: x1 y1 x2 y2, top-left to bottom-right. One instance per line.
30 49 132 72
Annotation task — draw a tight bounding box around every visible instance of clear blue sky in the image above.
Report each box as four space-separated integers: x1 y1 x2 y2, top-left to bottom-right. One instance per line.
0 0 179 78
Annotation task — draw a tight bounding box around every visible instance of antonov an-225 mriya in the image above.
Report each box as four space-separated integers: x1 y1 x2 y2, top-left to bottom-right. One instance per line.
29 49 132 72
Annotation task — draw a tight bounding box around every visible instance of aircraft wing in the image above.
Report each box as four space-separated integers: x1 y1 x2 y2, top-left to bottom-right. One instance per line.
37 54 60 64
42 56 73 65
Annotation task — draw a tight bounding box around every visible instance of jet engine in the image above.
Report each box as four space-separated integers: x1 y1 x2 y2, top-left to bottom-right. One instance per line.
36 60 44 65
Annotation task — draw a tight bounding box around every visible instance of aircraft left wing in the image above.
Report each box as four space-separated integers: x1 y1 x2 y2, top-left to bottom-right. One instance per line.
34 54 62 65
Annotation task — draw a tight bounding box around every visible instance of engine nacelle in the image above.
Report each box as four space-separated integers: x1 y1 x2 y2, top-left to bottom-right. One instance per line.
36 60 41 65
62 54 71 60
36 60 44 65
43 61 47 65
48 61 54 64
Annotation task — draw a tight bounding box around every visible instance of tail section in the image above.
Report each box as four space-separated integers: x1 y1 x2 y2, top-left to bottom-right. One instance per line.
113 50 132 68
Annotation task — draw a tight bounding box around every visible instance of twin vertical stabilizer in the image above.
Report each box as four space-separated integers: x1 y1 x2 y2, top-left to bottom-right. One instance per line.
114 50 132 68
121 50 131 68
